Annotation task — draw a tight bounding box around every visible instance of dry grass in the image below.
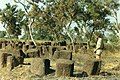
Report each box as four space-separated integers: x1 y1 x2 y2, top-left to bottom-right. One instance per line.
0 49 120 80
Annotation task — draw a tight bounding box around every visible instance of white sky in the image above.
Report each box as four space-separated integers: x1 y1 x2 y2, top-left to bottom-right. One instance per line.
0 0 120 31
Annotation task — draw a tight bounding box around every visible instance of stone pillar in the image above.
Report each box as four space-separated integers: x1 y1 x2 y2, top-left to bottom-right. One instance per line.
0 52 8 68
67 44 73 51
41 46 50 58
12 49 25 66
7 55 15 71
29 45 36 49
56 59 74 77
58 41 66 46
53 50 72 60
75 45 80 52
30 58 50 76
0 42 2 49
50 46 64 56
2 43 6 49
18 43 23 49
22 44 29 52
26 49 39 58
83 59 102 76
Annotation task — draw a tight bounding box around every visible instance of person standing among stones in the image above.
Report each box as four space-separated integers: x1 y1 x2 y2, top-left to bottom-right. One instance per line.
94 33 104 59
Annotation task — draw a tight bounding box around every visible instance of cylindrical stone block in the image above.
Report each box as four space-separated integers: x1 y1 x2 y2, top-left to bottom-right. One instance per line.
2 43 6 49
0 42 2 49
22 44 29 52
0 52 8 68
53 50 72 60
83 59 102 76
7 55 15 71
56 59 74 77
30 58 50 76
26 49 40 58
12 49 25 65
29 45 36 49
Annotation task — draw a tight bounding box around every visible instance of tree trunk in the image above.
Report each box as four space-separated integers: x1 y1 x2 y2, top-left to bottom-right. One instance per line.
28 19 37 46
66 31 75 53
65 21 75 53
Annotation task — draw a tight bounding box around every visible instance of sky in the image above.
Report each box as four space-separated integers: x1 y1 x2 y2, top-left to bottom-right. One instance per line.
0 0 120 31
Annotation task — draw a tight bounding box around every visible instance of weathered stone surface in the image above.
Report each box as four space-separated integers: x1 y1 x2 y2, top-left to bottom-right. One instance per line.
37 46 52 58
37 46 43 57
83 59 102 76
58 41 66 46
67 44 73 51
11 43 16 48
44 42 51 46
80 42 87 48
17 43 23 49
80 46 87 54
0 52 8 68
7 55 15 71
22 44 29 52
2 43 6 49
30 58 50 76
0 42 2 49
41 46 51 58
29 45 36 49
26 49 40 58
56 59 74 77
75 45 80 52
12 49 25 65
28 41 35 46
49 46 66 56
53 50 72 60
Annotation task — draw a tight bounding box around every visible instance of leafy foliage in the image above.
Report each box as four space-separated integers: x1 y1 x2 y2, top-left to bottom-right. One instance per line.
0 0 120 45
0 3 25 38
0 31 6 38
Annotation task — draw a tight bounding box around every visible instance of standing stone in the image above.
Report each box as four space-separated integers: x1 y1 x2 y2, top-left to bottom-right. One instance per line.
41 46 50 58
7 55 15 71
40 46 46 56
22 44 29 52
75 45 80 52
58 41 66 46
18 43 23 49
49 46 65 56
26 49 40 58
44 42 51 46
53 50 72 60
30 58 50 76
2 43 6 49
37 46 50 58
83 59 102 76
37 46 43 57
0 52 8 68
56 59 74 77
11 42 16 48
0 42 2 49
29 45 36 49
67 44 73 51
80 46 87 54
28 41 35 45
12 49 25 65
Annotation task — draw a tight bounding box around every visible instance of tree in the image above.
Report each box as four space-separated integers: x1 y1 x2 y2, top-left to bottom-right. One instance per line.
14 0 38 46
0 3 25 39
0 31 6 38
10 0 120 48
